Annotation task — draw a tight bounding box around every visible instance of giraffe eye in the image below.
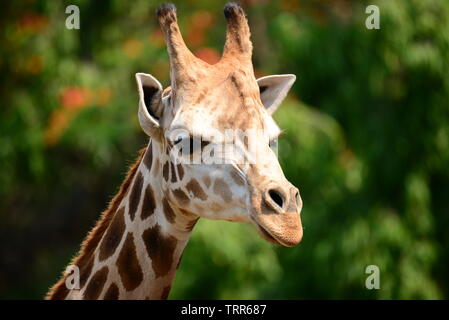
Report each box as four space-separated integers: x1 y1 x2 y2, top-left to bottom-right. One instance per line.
269 139 278 151
173 136 199 155
172 132 189 147
174 136 183 145
174 136 211 157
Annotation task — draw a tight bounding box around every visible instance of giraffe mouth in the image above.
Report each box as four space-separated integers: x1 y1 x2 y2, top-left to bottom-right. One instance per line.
251 213 303 247
255 222 283 246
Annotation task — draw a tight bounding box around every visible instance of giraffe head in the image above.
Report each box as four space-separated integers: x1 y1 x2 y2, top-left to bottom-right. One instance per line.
135 3 302 247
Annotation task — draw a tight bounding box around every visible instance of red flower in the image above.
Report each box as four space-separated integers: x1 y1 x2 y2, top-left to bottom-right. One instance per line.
60 87 89 110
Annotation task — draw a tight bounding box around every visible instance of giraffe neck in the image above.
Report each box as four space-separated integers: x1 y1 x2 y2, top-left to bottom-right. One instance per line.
47 141 198 300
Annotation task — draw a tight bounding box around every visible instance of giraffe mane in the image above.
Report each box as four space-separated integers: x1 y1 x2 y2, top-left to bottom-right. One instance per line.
46 147 147 299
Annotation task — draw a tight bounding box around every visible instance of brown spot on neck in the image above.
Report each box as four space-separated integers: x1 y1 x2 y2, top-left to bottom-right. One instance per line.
116 232 144 291
143 142 153 171
186 179 208 201
79 254 95 288
163 161 169 181
170 161 177 183
162 197 176 223
172 188 190 206
141 183 156 219
98 207 126 261
142 224 178 278
128 171 144 221
103 283 119 300
213 178 233 202
84 266 109 300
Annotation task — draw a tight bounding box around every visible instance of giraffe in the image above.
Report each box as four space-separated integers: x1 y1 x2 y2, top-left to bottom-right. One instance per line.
46 2 303 300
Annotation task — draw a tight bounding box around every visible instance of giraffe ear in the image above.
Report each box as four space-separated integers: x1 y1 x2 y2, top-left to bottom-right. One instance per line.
135 73 164 137
257 74 296 115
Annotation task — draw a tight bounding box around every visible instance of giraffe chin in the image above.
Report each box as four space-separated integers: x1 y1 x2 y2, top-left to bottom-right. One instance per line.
251 213 303 247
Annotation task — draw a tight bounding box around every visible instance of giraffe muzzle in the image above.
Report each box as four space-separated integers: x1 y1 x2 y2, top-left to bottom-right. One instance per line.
251 185 303 247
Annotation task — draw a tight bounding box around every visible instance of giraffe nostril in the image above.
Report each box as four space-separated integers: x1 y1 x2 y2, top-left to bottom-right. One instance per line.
292 188 302 210
268 189 284 209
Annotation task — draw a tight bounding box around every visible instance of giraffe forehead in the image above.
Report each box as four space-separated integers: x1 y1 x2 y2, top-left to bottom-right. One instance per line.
170 93 266 134
166 67 280 138
171 66 259 113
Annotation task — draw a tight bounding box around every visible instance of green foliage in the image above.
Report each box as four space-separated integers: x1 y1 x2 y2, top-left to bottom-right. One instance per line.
1 0 448 299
